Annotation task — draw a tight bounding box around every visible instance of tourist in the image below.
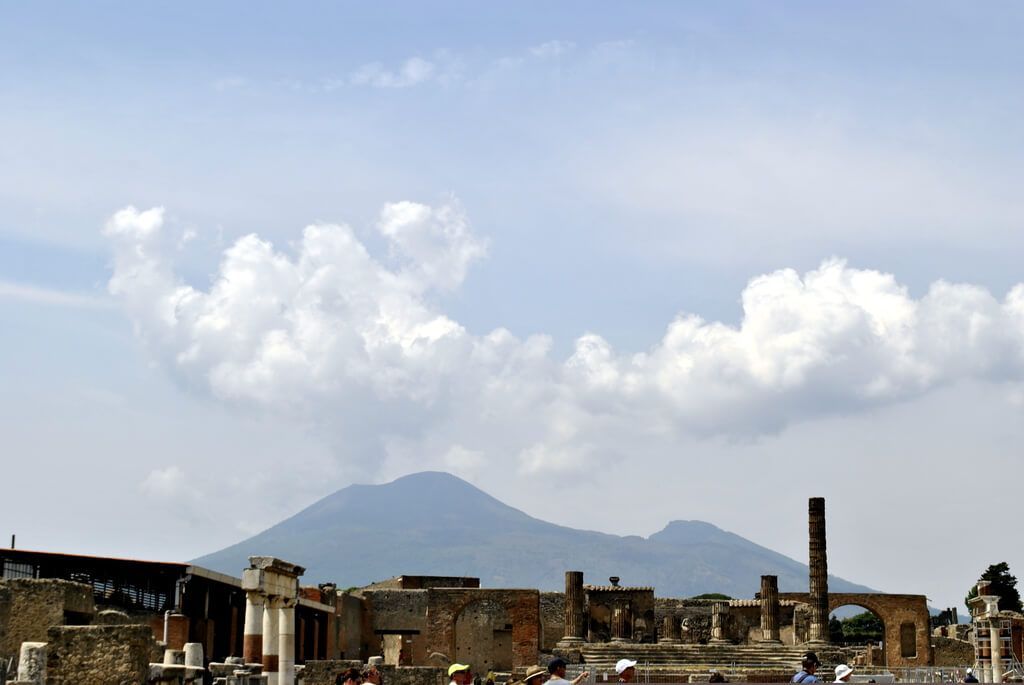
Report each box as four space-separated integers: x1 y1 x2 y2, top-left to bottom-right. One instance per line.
525 665 549 685
615 659 637 683
833 664 853 683
336 667 364 685
364 665 383 685
449 664 474 685
791 651 821 683
708 671 727 683
964 668 979 683
547 657 589 685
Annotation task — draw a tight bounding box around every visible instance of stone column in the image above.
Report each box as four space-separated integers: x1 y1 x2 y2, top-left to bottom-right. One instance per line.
991 619 1004 683
760 575 782 643
263 596 281 685
611 601 630 643
808 497 829 643
279 598 297 685
710 601 729 644
559 571 586 646
17 642 47 684
243 592 265 665
659 615 681 643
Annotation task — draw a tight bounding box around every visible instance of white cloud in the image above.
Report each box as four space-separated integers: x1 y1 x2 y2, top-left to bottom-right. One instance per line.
141 466 187 498
529 40 576 59
105 203 1024 477
350 57 437 88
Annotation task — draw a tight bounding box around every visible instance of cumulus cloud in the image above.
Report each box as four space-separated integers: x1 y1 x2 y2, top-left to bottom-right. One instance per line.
105 202 1024 476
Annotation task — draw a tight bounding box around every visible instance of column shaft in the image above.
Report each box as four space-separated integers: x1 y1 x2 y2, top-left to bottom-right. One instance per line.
561 571 586 645
808 497 829 642
279 600 297 685
263 597 280 685
243 593 265 664
710 601 729 643
760 575 782 643
611 602 629 642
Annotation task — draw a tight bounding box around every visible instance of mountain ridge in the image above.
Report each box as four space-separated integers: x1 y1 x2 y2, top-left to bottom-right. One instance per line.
193 471 876 598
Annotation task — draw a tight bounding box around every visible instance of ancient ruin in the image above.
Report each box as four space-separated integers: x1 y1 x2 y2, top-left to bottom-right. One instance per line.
0 498 955 683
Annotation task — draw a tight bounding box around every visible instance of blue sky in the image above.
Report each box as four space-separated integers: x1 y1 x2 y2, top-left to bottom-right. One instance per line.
2 2 1023 612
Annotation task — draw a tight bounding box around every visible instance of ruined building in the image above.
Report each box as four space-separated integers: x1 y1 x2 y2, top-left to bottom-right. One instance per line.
0 498 939 683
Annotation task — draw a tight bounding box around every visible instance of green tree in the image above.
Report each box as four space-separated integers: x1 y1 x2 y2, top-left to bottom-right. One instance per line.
828 615 845 643
965 562 1024 613
840 611 884 644
691 593 732 600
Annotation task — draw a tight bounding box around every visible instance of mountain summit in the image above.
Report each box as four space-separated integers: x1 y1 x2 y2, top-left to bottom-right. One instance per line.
192 471 873 597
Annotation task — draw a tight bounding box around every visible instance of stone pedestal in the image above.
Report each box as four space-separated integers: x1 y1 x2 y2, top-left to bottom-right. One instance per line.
760 575 782 643
17 641 47 684
558 571 587 647
709 601 729 644
807 497 829 643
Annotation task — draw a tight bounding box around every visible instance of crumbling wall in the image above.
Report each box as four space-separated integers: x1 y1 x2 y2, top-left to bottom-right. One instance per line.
932 636 975 666
301 659 364 685
45 624 153 685
0 578 94 660
425 589 539 670
539 592 564 652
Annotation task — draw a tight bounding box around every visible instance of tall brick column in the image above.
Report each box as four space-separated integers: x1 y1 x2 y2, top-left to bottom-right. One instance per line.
760 575 782 643
808 497 829 643
559 571 586 647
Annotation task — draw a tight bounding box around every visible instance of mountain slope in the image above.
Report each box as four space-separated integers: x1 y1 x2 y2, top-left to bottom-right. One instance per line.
192 471 874 598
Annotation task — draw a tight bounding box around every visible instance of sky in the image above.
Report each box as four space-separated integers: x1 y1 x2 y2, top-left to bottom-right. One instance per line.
2 1 1023 615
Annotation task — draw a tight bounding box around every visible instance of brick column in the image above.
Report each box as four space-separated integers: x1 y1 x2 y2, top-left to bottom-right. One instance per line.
559 571 586 646
760 575 782 643
808 497 829 643
243 591 265 665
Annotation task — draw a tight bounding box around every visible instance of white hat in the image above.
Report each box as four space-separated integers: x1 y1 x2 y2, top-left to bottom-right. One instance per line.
615 659 637 675
966 668 974 675
835 664 854 680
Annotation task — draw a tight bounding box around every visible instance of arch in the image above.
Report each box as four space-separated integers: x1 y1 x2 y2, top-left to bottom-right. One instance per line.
829 602 887 665
425 588 539 671
778 592 933 668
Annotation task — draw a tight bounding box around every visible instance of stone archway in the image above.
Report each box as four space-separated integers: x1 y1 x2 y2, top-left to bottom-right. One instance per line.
829 603 887 665
425 589 540 671
780 592 933 668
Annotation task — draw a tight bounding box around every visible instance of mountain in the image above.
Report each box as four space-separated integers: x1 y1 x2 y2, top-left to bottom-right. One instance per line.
192 471 875 598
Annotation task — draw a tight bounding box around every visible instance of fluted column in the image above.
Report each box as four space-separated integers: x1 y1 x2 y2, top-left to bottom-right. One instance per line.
709 601 729 644
263 596 281 685
760 575 782 643
611 601 630 643
243 591 265 665
559 571 586 646
808 497 829 643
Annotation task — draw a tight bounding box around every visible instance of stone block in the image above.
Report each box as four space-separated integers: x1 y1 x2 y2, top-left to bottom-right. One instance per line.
16 641 47 684
46 624 154 685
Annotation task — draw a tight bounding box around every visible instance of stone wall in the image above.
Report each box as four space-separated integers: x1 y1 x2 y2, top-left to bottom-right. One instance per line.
539 592 565 652
932 636 975 667
425 589 539 670
45 624 154 685
301 659 363 685
0 578 94 660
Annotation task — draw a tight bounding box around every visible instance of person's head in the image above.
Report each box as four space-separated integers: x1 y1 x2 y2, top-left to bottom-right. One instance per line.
615 659 637 683
525 666 548 685
548 658 568 679
337 668 363 685
834 664 853 682
449 664 473 685
364 667 382 685
801 652 820 674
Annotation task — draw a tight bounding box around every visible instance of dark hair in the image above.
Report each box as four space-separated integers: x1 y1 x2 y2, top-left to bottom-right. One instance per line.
548 659 567 674
337 668 363 685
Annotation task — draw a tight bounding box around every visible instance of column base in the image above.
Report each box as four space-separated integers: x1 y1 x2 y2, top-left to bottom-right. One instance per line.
759 638 783 644
556 637 586 648
708 638 730 644
610 637 632 644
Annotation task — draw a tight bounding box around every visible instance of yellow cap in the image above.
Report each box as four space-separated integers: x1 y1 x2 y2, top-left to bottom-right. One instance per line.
449 664 472 677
